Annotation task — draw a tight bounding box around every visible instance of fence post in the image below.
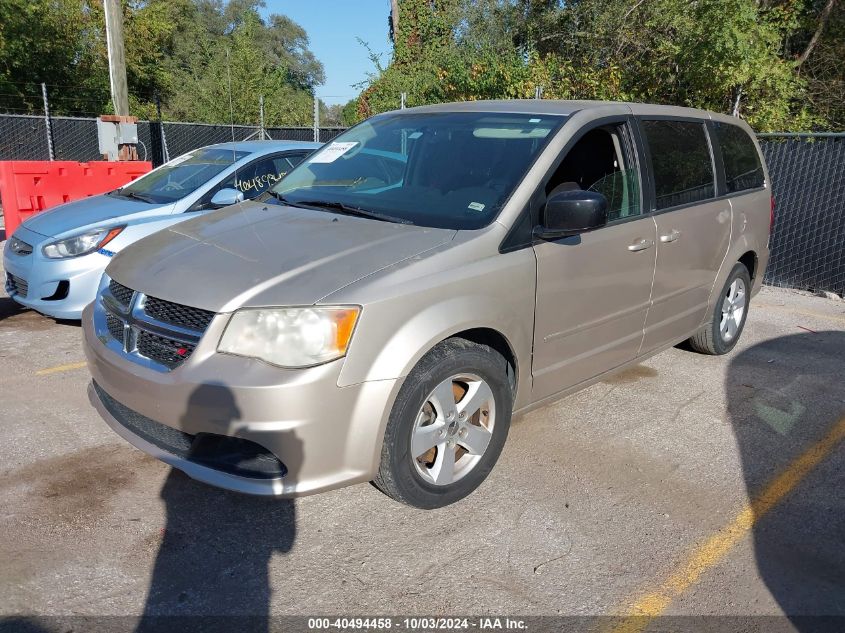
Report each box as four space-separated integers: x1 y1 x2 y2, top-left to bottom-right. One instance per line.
400 92 406 109
313 94 320 143
41 82 55 161
534 85 544 100
155 93 169 163
259 95 266 140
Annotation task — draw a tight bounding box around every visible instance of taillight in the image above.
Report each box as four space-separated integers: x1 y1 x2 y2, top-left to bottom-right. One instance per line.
770 196 775 233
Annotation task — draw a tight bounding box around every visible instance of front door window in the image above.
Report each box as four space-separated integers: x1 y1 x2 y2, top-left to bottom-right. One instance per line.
545 124 641 222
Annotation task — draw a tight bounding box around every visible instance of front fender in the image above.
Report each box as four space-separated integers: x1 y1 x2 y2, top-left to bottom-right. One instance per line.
333 245 537 411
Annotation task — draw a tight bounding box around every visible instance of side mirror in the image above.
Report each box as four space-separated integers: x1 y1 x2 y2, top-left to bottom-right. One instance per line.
210 188 245 208
535 190 608 239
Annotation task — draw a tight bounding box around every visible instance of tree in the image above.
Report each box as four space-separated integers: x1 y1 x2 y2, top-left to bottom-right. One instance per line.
0 0 325 125
794 0 845 128
164 6 321 125
0 0 108 115
156 0 325 125
352 0 844 131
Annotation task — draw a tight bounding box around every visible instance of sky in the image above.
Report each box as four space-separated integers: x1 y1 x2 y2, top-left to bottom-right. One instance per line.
261 1 394 106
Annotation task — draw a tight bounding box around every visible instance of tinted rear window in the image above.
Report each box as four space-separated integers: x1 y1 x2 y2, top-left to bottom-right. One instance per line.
642 120 715 210
714 122 764 193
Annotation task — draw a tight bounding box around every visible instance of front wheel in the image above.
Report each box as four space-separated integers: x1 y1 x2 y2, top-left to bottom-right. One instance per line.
374 338 513 508
688 262 752 355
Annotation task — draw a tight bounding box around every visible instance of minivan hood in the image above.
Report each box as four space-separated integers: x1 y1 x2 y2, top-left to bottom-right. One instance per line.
22 193 169 237
106 200 457 312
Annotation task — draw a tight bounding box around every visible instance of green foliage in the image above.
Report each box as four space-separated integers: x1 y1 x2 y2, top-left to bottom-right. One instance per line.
340 99 360 126
797 0 845 128
164 7 319 125
353 0 843 131
0 0 109 114
0 0 323 125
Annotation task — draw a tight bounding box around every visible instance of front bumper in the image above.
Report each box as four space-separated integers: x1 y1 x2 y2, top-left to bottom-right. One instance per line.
83 304 401 496
3 227 110 319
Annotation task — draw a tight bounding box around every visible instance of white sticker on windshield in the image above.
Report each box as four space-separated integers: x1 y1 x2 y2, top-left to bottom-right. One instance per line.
310 141 358 163
408 131 423 139
468 202 486 212
529 118 541 123
167 153 193 166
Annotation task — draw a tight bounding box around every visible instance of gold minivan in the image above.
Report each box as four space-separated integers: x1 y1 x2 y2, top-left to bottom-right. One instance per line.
84 101 771 508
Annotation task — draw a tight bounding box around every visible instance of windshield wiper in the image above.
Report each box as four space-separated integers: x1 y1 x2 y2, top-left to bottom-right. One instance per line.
294 199 413 225
120 190 157 204
262 192 412 225
262 191 298 206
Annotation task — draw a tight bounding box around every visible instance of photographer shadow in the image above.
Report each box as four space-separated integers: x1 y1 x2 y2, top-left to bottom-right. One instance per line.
726 331 845 627
136 383 301 633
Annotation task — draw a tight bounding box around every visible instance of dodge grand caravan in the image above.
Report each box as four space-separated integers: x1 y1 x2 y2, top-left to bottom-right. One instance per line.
84 101 771 508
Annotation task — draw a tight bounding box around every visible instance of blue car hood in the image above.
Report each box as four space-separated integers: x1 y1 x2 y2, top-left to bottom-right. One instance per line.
21 193 171 238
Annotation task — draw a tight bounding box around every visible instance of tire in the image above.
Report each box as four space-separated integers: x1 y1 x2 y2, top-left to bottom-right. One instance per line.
688 262 752 355
374 338 513 509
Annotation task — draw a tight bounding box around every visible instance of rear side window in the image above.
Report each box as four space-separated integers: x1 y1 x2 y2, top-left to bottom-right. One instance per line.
714 122 764 193
641 120 715 210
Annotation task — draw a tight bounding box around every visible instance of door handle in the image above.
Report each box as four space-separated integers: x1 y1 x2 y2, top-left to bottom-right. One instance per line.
627 238 654 252
660 229 681 243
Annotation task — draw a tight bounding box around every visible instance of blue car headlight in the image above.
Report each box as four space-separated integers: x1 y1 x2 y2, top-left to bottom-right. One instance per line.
42 226 124 259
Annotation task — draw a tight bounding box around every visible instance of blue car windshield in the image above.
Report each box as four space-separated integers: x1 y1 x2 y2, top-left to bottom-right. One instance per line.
118 148 250 203
273 112 564 229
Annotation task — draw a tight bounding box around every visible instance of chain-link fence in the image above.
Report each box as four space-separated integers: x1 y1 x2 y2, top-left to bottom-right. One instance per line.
0 113 346 164
0 114 51 160
759 134 845 296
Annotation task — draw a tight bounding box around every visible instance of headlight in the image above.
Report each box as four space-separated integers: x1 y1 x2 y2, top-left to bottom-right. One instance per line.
42 226 124 259
218 306 360 368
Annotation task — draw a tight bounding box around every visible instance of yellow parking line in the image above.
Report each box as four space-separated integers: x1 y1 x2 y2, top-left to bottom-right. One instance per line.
610 415 845 633
35 361 88 376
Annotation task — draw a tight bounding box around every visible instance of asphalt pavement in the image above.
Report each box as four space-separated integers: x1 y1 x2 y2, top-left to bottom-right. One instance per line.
1 261 843 630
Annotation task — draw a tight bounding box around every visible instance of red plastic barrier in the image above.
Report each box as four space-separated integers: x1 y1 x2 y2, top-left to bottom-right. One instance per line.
0 160 152 236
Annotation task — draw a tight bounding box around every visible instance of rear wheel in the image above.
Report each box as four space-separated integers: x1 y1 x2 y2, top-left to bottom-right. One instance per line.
374 338 512 508
688 262 751 355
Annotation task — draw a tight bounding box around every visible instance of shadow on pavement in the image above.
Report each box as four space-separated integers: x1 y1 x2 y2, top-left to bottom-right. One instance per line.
0 296 81 327
135 383 301 633
726 331 845 625
0 296 24 321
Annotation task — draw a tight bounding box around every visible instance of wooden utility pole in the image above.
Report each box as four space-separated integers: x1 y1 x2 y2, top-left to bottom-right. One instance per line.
390 0 400 43
103 0 129 116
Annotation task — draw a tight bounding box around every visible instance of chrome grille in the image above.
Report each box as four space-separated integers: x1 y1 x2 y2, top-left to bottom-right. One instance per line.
108 280 133 308
8 237 33 256
144 296 215 331
5 273 28 297
98 279 215 372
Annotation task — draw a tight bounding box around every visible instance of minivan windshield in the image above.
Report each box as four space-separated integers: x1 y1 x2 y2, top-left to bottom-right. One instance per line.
115 148 250 204
272 112 564 229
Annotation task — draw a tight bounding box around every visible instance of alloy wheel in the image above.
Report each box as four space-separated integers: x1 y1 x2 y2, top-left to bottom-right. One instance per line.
410 373 496 486
720 277 747 342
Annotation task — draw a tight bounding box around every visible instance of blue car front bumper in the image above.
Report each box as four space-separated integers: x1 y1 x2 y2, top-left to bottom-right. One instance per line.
3 225 110 320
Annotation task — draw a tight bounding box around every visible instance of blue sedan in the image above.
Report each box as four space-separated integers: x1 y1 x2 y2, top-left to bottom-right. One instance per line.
3 140 320 319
